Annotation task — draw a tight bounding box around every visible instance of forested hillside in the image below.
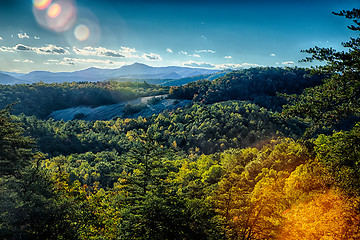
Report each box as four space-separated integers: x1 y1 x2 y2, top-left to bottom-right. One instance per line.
20 101 302 157
0 81 168 118
1 8 360 240
169 67 324 111
2 113 359 239
0 67 322 119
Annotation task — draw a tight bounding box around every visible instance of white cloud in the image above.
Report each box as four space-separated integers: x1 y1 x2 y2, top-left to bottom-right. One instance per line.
64 57 110 64
0 46 15 53
0 36 2 40
190 54 201 58
35 44 70 54
14 44 32 51
44 59 60 65
142 53 163 61
13 44 70 55
13 59 34 63
73 46 139 58
216 63 261 69
18 32 30 39
182 61 261 70
196 49 216 54
182 60 216 69
120 47 139 58
224 56 232 59
179 51 188 55
239 63 261 68
121 46 136 52
182 61 259 69
282 61 295 65
54 57 127 66
216 63 242 69
201 35 207 40
73 46 124 58
58 59 76 66
270 53 276 57
34 36 40 40
166 48 173 53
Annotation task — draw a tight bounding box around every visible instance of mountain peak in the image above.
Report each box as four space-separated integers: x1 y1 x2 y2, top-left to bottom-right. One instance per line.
87 67 100 70
131 62 149 67
124 62 152 69
113 62 153 73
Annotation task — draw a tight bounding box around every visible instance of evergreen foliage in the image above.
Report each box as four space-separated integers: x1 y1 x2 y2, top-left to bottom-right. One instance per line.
0 81 168 118
1 7 360 239
282 9 360 135
0 106 34 177
169 67 324 112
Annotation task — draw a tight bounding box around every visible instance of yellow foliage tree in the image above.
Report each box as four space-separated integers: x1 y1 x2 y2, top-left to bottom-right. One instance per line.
279 190 360 240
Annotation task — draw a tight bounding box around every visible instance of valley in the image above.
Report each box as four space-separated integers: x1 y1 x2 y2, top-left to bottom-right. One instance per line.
1 63 360 239
48 94 190 121
0 4 359 239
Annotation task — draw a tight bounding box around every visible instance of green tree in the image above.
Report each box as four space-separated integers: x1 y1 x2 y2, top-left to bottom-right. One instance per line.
114 131 187 239
282 8 360 135
0 107 66 239
0 107 86 239
0 106 34 177
314 123 360 197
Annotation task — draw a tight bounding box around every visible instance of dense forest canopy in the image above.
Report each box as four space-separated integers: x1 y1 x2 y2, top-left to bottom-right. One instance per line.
0 81 169 118
169 67 324 112
1 8 360 240
19 100 302 158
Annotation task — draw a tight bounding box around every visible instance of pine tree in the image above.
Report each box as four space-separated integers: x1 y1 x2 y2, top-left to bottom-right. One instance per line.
282 8 360 135
0 107 72 239
0 106 34 177
115 131 188 239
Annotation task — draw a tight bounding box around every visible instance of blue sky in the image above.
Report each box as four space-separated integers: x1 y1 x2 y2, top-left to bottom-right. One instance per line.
0 0 359 73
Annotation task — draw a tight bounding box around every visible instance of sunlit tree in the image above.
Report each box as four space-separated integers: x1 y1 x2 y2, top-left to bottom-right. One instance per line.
279 190 360 240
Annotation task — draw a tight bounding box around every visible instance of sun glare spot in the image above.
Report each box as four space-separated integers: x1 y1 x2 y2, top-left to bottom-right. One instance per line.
74 24 90 41
33 0 52 10
48 3 61 18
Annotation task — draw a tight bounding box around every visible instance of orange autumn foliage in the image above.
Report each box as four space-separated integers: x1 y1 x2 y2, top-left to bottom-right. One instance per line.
279 190 360 240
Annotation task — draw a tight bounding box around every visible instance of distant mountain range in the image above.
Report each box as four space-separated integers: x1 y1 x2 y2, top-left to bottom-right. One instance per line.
0 73 26 85
0 63 221 85
109 69 231 86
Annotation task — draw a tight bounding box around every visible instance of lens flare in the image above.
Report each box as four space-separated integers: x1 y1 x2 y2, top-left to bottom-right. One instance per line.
47 3 61 18
33 0 76 32
74 24 90 41
65 8 101 46
33 0 52 10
